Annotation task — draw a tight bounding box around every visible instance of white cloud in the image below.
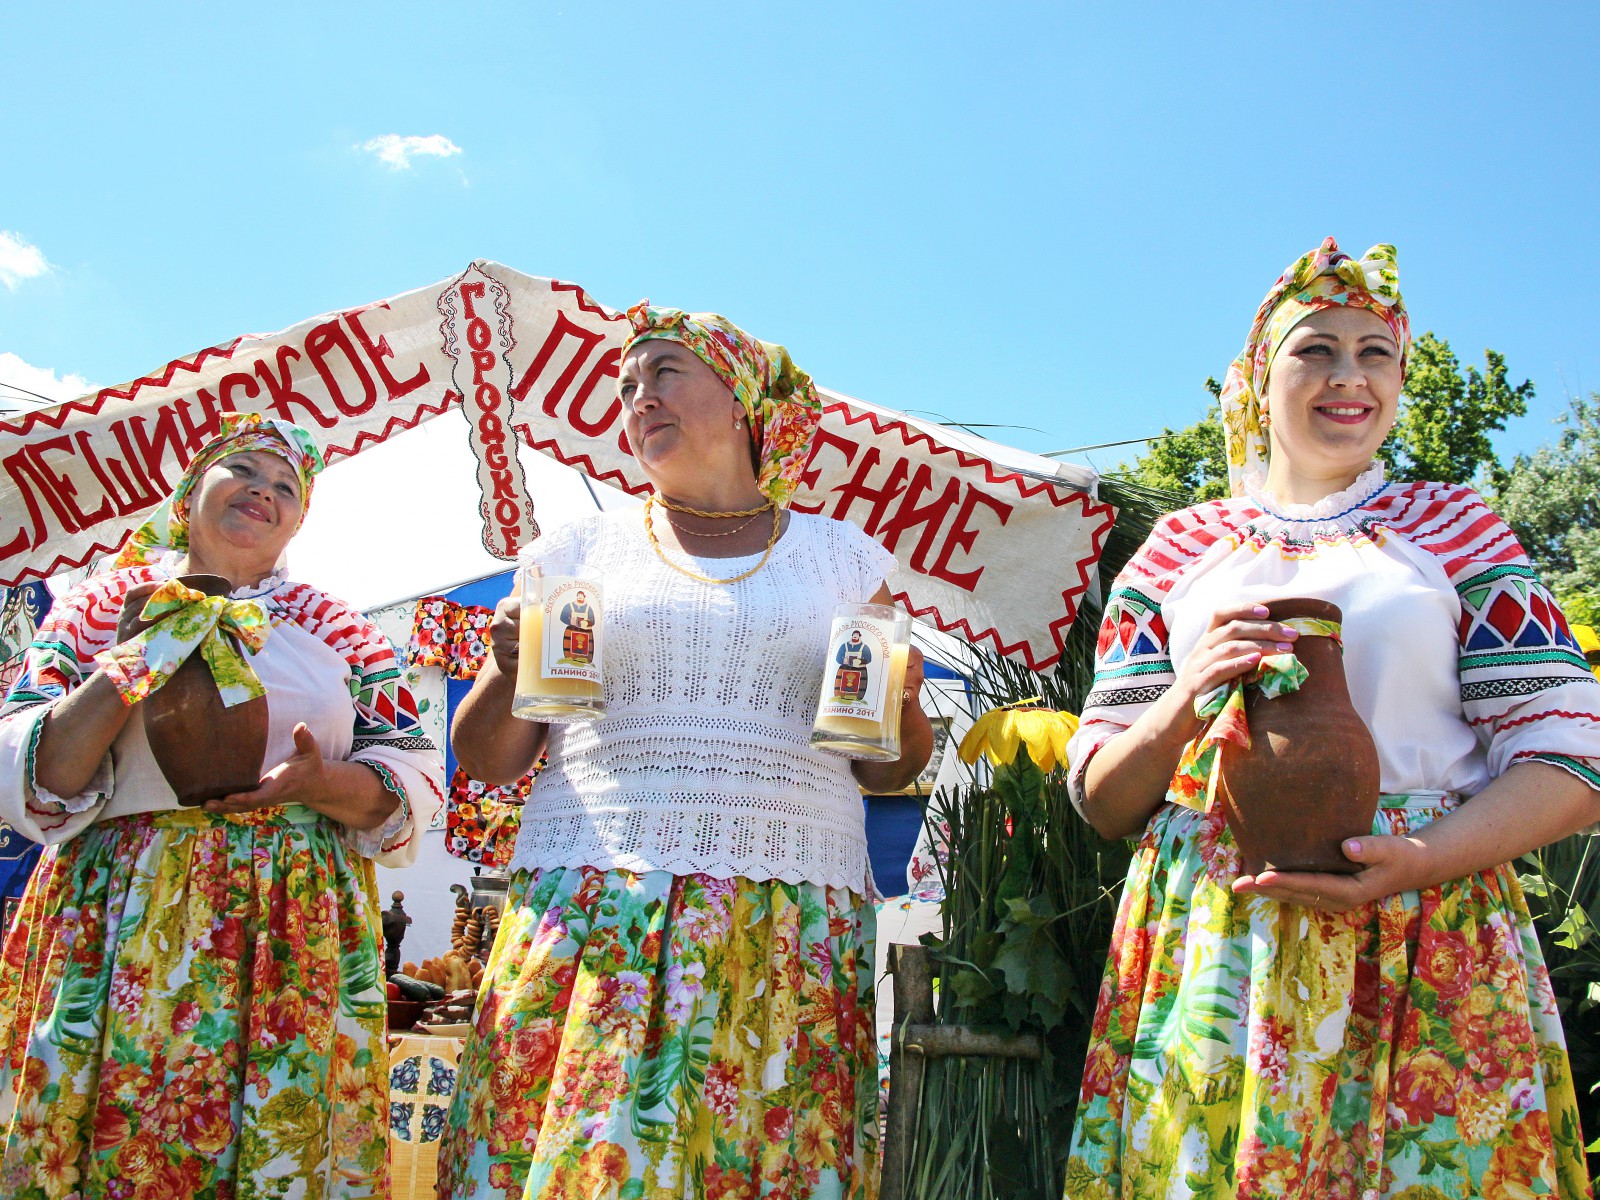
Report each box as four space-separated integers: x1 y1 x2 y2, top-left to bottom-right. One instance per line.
0 231 50 290
358 134 463 170
0 352 95 410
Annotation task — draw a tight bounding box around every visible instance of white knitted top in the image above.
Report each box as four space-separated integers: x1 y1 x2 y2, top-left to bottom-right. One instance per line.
509 508 897 891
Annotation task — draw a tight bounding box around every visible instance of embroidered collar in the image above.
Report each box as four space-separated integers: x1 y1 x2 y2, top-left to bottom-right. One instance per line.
1241 461 1388 524
154 551 290 600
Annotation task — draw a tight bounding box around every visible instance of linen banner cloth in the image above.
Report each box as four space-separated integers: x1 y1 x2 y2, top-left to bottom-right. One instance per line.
0 264 1113 670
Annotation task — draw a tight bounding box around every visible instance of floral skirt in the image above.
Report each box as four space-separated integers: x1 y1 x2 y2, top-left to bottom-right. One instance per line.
1063 794 1592 1200
436 865 880 1200
0 805 390 1200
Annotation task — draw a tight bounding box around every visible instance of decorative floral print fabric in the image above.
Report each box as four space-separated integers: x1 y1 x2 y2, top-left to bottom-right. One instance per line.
410 597 495 680
0 804 391 1200
1062 795 1591 1200
408 596 540 863
93 578 272 707
436 865 880 1200
446 766 537 868
622 304 823 508
115 412 325 569
1219 239 1411 495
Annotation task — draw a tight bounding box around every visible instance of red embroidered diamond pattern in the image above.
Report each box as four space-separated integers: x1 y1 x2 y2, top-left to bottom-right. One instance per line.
1485 592 1528 644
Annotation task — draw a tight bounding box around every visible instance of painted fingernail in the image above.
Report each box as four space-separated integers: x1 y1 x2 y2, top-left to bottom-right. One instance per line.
1251 605 1269 617
1275 642 1294 652
1346 840 1361 854
1280 626 1299 639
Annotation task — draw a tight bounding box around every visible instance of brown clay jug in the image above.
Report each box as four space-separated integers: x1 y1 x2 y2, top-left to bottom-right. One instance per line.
1216 598 1379 875
128 574 270 807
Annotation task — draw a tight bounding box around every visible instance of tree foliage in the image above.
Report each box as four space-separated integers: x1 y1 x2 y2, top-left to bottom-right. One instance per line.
1380 332 1534 486
1490 392 1600 615
1110 378 1230 503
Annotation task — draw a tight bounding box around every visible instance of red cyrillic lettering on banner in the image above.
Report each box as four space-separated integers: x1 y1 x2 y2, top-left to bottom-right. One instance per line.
509 311 606 419
255 347 335 429
458 282 486 321
790 427 861 516
468 319 492 354
346 307 431 401
73 431 151 519
128 408 185 493
305 320 378 418
217 371 260 410
26 437 112 532
108 422 163 513
876 464 963 575
470 349 496 377
566 348 622 438
485 442 510 472
0 451 49 557
929 486 1013 592
826 447 914 536
174 394 228 467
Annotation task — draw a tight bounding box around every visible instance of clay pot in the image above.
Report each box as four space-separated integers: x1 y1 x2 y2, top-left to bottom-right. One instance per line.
1216 598 1379 875
130 574 270 807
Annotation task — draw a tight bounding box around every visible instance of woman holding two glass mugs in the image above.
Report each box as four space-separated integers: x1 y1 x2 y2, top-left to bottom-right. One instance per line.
438 304 932 1200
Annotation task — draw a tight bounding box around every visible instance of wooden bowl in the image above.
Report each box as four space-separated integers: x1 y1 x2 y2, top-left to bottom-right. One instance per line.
387 998 426 1031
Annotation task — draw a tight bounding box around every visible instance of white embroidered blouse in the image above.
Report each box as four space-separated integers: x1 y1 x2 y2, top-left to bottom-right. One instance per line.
0 560 445 866
510 509 897 891
1068 463 1600 816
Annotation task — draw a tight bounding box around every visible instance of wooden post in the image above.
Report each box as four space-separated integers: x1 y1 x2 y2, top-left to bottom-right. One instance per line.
881 943 935 1200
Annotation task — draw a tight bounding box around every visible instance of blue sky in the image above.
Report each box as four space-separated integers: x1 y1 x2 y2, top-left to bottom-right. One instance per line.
3 2 1597 474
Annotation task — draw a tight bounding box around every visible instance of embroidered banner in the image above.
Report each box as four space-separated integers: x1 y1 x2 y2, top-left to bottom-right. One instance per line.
0 263 1114 669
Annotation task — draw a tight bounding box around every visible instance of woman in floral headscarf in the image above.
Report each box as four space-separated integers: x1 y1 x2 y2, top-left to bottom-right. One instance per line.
1063 240 1600 1199
438 304 933 1200
0 413 444 1199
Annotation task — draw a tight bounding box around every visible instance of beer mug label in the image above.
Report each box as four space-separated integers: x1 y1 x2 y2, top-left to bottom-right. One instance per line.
541 577 603 685
818 617 896 724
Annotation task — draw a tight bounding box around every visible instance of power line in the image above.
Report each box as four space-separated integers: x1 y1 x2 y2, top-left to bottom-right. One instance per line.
1041 433 1180 458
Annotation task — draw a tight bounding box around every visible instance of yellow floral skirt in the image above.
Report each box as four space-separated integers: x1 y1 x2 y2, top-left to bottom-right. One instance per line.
0 806 390 1200
436 865 880 1200
1063 794 1591 1200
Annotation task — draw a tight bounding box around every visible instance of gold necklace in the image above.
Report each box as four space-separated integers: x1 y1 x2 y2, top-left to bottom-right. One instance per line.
653 495 773 519
664 510 765 539
644 496 782 585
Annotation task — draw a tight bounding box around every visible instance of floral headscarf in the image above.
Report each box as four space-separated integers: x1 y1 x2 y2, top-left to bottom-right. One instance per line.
621 303 822 508
114 412 325 568
1220 238 1410 495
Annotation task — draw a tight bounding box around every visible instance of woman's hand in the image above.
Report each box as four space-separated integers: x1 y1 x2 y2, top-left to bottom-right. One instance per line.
206 722 330 813
1168 601 1301 717
204 723 403 831
487 595 522 679
1231 835 1429 911
901 645 926 708
115 581 164 645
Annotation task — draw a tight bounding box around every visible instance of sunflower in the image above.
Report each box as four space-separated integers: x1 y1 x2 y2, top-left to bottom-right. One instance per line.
958 703 1080 772
1575 622 1600 681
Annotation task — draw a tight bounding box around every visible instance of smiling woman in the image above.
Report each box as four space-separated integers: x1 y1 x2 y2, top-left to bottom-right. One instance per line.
1062 239 1600 1200
0 413 444 1199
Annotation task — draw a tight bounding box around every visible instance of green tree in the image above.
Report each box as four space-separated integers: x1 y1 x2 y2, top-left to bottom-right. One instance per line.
1381 332 1534 486
1116 335 1531 504
1112 379 1230 503
1490 392 1600 618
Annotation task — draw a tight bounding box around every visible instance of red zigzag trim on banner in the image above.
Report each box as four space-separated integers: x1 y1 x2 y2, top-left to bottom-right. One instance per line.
820 407 1116 670
548 279 628 322
0 338 251 437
